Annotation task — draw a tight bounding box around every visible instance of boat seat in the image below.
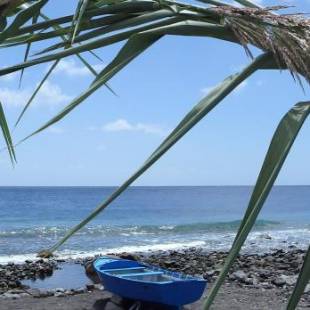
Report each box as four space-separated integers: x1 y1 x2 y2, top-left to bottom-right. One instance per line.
119 271 163 277
102 267 146 274
122 273 173 283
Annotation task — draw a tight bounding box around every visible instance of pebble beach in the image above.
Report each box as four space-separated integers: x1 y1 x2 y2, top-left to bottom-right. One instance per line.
0 247 309 309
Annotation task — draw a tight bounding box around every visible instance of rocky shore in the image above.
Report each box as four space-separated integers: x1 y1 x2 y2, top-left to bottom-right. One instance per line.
140 247 309 292
0 259 56 295
0 247 309 309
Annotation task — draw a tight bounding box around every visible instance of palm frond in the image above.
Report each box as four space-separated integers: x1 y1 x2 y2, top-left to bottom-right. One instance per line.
234 0 261 9
203 101 310 309
0 1 309 308
39 52 271 256
19 13 39 87
287 246 310 309
12 7 115 126
15 59 59 127
70 0 90 45
208 5 310 82
0 0 47 42
0 101 16 163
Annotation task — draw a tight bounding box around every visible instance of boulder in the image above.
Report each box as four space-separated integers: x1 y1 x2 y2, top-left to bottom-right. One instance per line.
85 261 100 284
231 270 247 281
279 275 297 286
118 253 139 261
272 277 286 287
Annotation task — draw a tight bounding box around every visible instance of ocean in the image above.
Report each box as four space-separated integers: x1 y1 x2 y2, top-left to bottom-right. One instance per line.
0 186 309 263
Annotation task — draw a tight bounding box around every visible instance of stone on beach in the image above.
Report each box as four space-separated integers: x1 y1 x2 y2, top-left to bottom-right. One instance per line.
0 248 309 309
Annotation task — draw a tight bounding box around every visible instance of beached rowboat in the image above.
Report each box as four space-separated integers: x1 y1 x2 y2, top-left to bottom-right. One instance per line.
94 256 207 309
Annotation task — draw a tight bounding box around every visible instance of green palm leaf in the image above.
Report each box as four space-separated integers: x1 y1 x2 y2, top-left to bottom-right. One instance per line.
70 0 90 45
38 52 271 255
0 0 48 42
287 246 310 309
0 1 308 308
21 31 162 141
38 11 109 78
2 13 288 79
203 101 310 309
15 59 60 127
18 19 267 142
13 1 159 36
0 102 16 163
13 8 115 127
39 9 175 52
234 0 261 8
0 16 7 31
18 14 39 88
198 1 229 6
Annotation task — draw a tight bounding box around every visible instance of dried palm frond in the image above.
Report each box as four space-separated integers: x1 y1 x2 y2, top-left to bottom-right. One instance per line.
209 5 310 83
0 0 23 16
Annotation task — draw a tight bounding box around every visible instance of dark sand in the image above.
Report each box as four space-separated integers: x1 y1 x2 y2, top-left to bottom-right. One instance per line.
0 284 309 310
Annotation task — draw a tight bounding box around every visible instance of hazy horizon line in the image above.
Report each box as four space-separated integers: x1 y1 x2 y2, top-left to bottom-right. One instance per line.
0 184 309 188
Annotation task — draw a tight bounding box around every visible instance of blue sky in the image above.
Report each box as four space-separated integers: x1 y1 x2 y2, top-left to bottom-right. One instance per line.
0 0 310 186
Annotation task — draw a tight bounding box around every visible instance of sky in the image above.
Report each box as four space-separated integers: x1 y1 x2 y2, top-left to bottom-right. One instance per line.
0 0 310 186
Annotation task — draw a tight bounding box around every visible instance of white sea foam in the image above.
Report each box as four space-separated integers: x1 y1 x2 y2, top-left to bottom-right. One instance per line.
0 228 309 264
0 253 39 264
58 240 206 260
159 225 175 230
0 241 206 264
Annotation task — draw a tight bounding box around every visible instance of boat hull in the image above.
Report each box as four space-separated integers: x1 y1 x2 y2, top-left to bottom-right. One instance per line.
94 257 207 307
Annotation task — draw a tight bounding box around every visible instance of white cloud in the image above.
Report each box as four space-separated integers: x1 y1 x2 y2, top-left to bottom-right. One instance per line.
102 119 167 136
38 81 72 105
103 119 132 132
53 59 105 77
201 80 248 97
46 126 64 134
0 64 20 82
0 72 19 82
0 59 105 85
135 123 166 135
0 81 72 107
0 88 29 107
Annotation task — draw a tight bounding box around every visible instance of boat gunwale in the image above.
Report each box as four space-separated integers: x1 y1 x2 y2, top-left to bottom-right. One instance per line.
101 270 179 284
99 268 206 285
94 258 207 285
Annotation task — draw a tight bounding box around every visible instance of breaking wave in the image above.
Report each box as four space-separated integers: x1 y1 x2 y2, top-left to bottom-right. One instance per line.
0 220 280 238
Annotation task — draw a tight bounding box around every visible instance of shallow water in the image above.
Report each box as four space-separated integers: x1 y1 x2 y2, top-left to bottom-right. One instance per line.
22 263 91 289
1 186 309 262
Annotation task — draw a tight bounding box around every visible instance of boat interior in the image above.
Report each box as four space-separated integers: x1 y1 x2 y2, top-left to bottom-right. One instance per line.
101 266 178 283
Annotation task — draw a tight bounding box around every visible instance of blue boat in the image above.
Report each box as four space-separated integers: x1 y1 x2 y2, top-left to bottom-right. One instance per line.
93 256 207 309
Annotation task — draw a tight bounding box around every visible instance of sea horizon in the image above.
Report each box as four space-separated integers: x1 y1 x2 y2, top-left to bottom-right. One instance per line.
0 186 309 263
0 185 309 187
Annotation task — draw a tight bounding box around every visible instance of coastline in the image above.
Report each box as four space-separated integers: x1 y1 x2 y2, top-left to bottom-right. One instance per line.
0 247 309 309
